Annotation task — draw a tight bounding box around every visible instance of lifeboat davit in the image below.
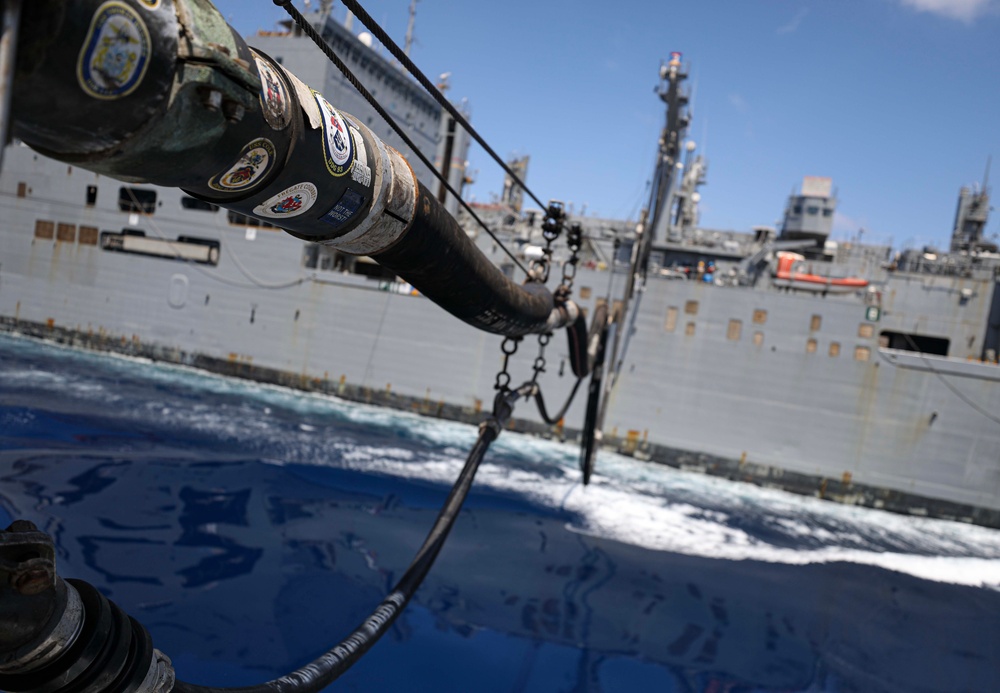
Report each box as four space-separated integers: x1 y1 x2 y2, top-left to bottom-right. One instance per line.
772 251 868 294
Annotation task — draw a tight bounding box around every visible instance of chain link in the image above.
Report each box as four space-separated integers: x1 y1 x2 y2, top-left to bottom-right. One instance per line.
530 333 550 385
560 222 583 292
494 337 520 392
530 201 567 283
495 206 581 395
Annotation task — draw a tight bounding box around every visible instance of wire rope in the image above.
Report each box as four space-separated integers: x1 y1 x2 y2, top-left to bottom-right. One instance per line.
878 336 1000 427
336 0 549 212
124 186 307 290
272 0 532 279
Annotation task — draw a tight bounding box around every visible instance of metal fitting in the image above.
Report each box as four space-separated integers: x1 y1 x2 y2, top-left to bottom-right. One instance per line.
199 87 223 112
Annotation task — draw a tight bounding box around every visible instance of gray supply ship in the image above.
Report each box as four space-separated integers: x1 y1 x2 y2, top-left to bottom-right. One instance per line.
1 5 999 528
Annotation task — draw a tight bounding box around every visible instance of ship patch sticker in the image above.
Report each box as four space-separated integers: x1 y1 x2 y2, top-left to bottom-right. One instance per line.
208 138 276 193
348 126 372 187
253 52 291 130
77 1 151 100
314 92 353 176
253 182 318 219
319 189 367 228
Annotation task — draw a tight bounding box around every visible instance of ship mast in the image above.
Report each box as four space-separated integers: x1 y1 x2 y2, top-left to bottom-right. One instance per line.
597 54 692 435
950 157 994 254
646 52 692 252
404 0 419 57
627 52 691 293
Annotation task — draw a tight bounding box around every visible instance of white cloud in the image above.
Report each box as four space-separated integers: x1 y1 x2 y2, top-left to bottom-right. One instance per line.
899 0 996 22
728 93 748 113
776 7 809 34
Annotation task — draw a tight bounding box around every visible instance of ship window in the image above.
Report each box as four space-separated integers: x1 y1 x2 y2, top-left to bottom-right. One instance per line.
793 205 802 214
753 331 764 347
806 338 817 354
823 208 833 217
752 309 767 324
227 210 275 229
57 223 76 242
810 314 822 331
727 319 742 341
34 220 54 239
858 323 874 338
829 342 841 357
118 187 157 214
685 322 696 336
807 206 820 215
665 306 678 332
181 196 220 212
854 346 871 362
86 185 97 206
878 330 949 356
79 226 99 245
17 182 26 198
579 286 592 300
685 300 699 315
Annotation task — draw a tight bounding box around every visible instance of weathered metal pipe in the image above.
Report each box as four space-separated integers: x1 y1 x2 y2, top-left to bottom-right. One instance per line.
9 0 563 337
0 0 22 172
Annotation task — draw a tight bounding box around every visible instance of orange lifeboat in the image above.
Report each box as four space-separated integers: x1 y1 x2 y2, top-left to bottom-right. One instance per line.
772 252 868 294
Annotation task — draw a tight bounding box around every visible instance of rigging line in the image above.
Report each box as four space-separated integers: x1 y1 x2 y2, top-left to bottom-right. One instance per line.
273 0 532 279
172 384 531 693
877 339 1000 428
532 377 584 425
337 0 549 213
361 290 392 387
125 187 307 290
222 239 309 289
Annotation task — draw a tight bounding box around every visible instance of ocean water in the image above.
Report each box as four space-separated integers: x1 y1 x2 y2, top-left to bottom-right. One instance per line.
2 333 999 693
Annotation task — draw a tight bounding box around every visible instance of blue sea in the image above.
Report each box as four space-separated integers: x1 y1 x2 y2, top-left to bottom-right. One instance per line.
2 333 999 692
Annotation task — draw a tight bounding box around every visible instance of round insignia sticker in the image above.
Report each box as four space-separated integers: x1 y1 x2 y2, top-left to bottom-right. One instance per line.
314 92 353 176
253 182 318 219
208 138 276 193
77 1 151 100
253 52 291 130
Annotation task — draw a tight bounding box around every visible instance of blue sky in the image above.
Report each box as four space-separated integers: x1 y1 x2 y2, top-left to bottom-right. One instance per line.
213 0 1000 250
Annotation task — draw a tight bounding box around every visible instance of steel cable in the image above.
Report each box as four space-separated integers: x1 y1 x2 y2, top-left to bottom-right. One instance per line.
337 0 549 213
271 0 532 278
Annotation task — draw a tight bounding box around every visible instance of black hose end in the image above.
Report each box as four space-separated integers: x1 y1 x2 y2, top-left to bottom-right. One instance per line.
0 579 167 693
565 311 589 378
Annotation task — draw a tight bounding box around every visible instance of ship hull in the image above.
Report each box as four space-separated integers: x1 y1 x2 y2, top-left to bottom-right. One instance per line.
2 144 999 527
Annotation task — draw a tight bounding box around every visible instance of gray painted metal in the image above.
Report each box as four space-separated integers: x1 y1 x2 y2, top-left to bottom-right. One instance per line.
2 17 999 526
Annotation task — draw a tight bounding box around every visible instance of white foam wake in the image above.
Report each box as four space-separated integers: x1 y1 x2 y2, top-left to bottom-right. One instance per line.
6 334 1000 589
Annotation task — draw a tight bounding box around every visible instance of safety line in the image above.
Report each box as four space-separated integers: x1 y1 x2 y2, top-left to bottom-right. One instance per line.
338 0 550 213
273 0 532 279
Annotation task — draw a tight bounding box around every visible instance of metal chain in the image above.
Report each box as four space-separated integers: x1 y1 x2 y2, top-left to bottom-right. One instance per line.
496 207 577 395
531 333 550 385
494 337 520 392
561 222 583 291
530 201 567 283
